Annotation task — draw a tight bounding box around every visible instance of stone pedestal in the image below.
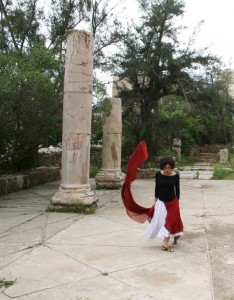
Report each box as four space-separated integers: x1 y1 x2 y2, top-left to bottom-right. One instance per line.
172 138 181 158
95 169 125 189
219 149 228 163
51 186 96 206
51 30 96 206
95 98 125 189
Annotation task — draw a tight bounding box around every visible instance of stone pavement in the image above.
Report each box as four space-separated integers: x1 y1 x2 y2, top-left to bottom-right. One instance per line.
0 178 234 300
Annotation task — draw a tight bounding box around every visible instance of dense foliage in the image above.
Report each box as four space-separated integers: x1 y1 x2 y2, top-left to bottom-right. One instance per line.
0 0 122 171
112 0 234 158
0 46 63 170
0 0 233 171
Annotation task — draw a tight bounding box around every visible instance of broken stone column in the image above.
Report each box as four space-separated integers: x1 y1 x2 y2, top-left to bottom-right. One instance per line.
95 97 125 189
172 138 181 158
51 30 96 206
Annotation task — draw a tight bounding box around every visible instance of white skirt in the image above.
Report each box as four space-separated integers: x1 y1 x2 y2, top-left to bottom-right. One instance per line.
142 199 183 241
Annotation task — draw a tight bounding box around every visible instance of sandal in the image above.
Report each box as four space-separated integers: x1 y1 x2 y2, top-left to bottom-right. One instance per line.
161 245 175 252
172 236 180 245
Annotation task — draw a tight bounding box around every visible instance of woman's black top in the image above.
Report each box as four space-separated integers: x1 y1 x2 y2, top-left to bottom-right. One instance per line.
155 171 180 202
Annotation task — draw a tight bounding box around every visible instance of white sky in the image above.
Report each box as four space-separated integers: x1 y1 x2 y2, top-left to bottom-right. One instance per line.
116 0 234 69
182 0 234 68
76 0 234 95
38 0 234 97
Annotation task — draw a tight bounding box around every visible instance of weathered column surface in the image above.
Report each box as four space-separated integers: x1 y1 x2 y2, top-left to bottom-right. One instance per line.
219 149 228 163
51 30 96 205
172 138 181 158
95 97 125 189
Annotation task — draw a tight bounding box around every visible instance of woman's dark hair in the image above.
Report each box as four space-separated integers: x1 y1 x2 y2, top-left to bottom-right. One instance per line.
159 156 175 170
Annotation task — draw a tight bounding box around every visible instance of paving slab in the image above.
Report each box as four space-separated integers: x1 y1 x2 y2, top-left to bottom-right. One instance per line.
0 179 234 300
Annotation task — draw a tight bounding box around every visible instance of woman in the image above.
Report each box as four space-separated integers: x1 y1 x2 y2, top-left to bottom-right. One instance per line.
143 156 183 252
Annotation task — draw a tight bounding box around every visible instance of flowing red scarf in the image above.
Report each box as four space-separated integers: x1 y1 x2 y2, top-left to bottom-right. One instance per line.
121 141 155 223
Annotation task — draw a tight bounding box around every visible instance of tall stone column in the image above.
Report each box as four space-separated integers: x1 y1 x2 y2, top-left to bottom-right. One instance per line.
51 30 96 206
95 97 125 189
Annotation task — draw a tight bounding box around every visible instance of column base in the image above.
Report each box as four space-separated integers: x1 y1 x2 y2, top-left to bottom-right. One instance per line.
95 169 125 189
51 186 97 206
172 147 181 158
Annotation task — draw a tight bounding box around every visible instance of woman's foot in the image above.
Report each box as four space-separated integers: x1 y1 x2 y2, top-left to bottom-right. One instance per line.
161 245 175 252
172 236 180 245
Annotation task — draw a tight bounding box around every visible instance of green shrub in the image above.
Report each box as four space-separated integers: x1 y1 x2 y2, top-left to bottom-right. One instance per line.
180 129 195 156
228 154 234 169
89 165 100 178
158 148 174 157
212 165 233 179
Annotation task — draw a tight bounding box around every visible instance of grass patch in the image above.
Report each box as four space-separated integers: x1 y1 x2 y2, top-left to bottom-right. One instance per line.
228 153 234 169
222 172 234 180
212 152 234 180
212 166 231 179
212 160 234 179
46 202 97 214
101 271 109 276
200 213 207 217
0 279 15 288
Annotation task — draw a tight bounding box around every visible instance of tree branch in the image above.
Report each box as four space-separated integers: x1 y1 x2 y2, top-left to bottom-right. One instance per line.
0 0 19 50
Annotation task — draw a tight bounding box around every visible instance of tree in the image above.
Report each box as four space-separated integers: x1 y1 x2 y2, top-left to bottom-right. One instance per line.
0 0 123 59
0 46 63 171
91 77 112 145
0 0 45 53
46 0 91 55
89 0 125 69
0 0 125 171
190 75 234 145
45 0 125 67
112 0 222 157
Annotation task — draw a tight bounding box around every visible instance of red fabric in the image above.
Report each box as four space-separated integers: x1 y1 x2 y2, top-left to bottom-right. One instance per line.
121 141 154 223
164 197 184 234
